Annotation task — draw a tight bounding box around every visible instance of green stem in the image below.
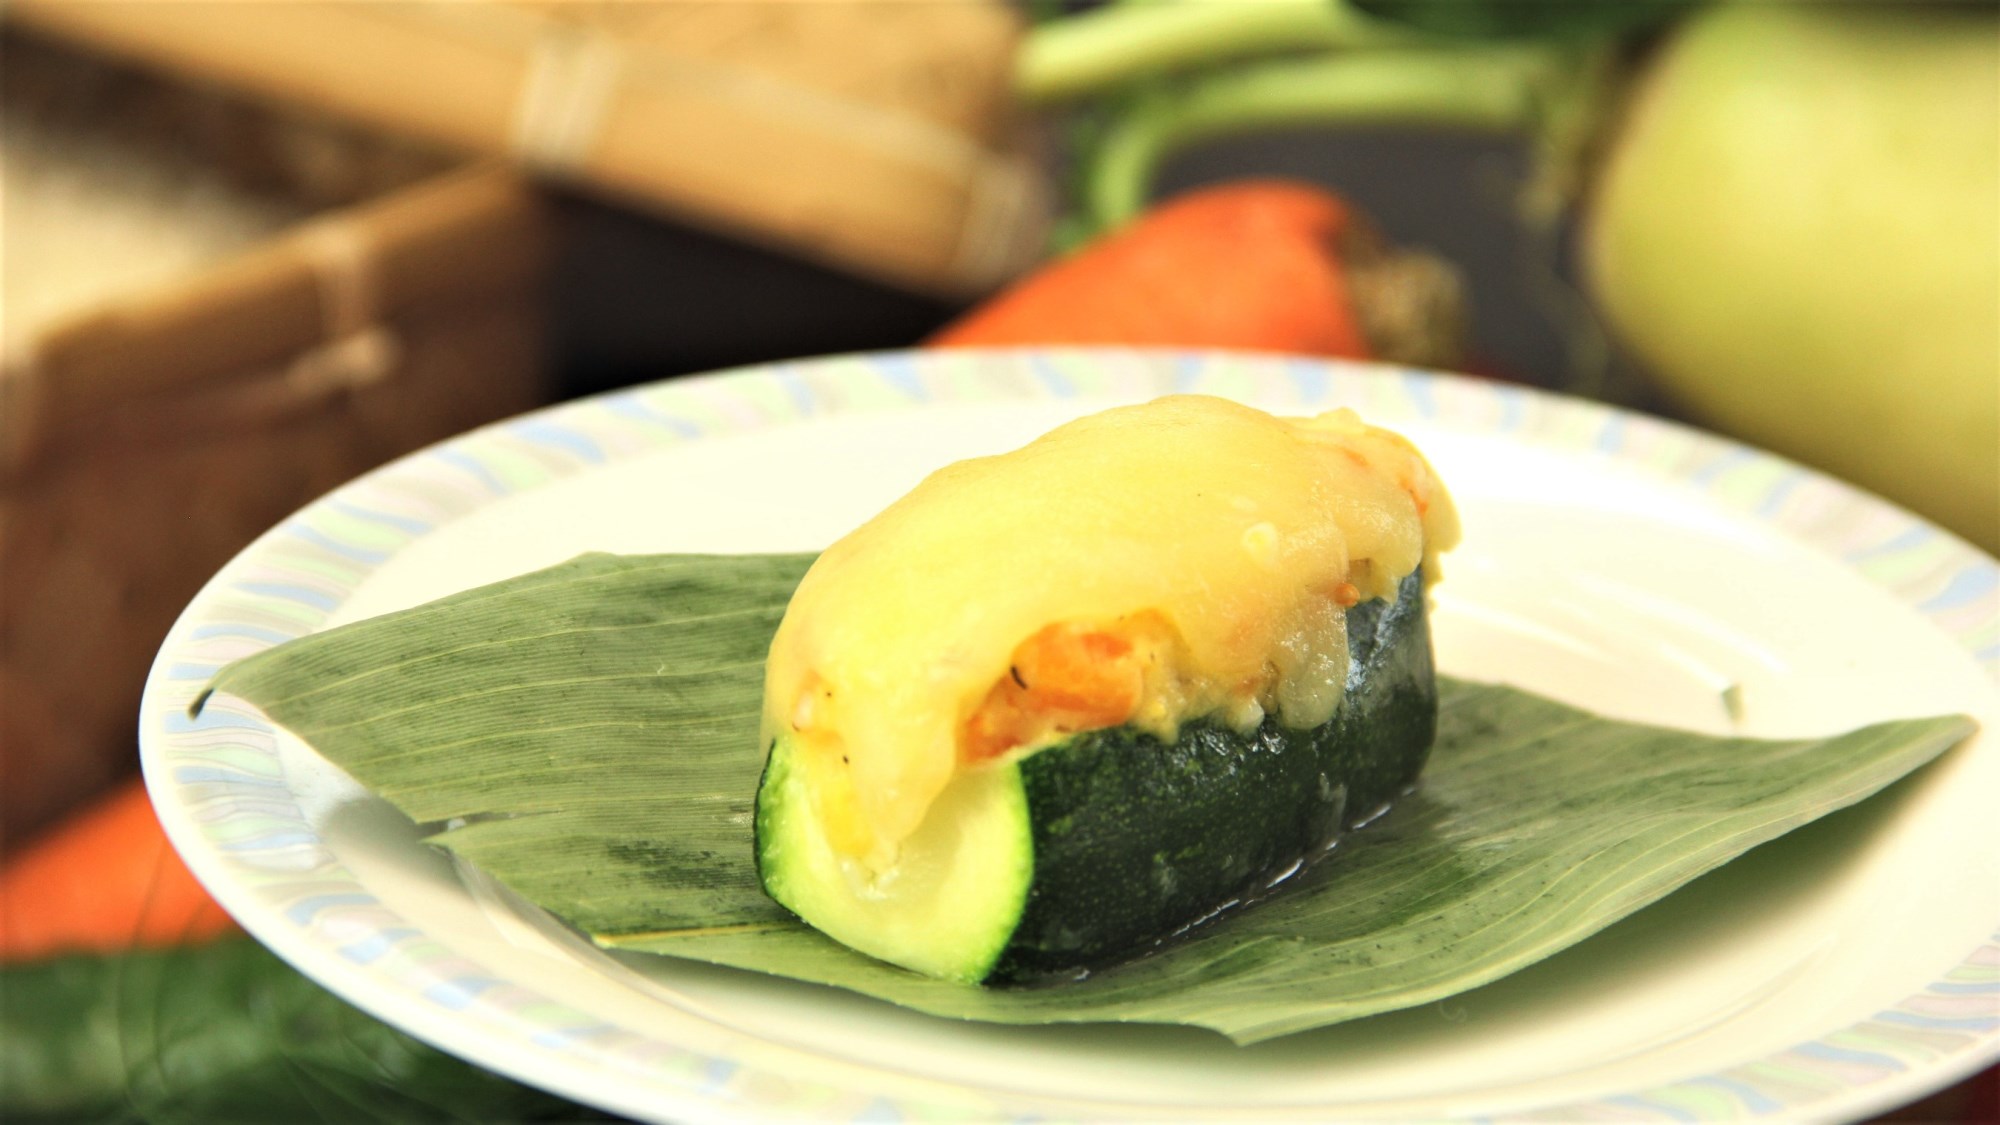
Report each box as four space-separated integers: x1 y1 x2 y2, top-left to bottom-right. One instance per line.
1083 44 1591 230
1018 0 1421 105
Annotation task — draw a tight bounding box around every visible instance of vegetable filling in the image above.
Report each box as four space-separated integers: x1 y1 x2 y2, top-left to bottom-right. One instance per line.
962 622 1148 763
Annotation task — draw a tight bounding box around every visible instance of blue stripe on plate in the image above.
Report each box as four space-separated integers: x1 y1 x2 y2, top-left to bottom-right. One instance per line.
1919 566 1998 613
285 894 377 925
232 582 340 611
286 523 391 565
514 420 606 464
434 447 510 497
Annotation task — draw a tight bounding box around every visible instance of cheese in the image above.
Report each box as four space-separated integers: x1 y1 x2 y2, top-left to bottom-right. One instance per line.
760 395 1459 871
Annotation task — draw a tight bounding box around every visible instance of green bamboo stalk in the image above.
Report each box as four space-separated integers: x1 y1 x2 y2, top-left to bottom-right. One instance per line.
1082 44 1590 229
1017 0 1421 104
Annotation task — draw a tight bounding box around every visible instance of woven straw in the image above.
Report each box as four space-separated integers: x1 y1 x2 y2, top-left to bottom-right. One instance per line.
8 0 1051 297
1 35 551 844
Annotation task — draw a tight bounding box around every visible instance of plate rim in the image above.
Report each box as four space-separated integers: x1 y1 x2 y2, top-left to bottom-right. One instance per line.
140 347 2000 1122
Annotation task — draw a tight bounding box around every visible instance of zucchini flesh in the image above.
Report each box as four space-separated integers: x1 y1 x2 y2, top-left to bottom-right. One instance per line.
754 569 1436 984
755 739 1034 983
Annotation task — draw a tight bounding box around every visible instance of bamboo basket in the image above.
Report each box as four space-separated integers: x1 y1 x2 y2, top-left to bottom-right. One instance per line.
7 0 1051 298
1 34 553 846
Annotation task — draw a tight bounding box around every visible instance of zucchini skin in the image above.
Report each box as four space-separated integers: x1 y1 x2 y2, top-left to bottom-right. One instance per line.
994 569 1435 981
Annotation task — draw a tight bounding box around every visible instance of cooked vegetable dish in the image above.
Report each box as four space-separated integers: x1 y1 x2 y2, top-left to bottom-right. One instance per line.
754 395 1458 981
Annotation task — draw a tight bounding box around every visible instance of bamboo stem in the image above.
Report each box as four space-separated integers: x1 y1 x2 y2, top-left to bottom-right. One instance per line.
1017 0 1419 104
1082 44 1582 229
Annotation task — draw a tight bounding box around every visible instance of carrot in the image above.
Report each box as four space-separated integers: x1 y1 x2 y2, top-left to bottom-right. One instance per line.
0 777 236 961
928 179 1462 367
963 624 1146 762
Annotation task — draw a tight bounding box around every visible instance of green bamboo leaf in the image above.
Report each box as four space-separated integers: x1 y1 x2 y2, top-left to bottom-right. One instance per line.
204 552 814 937
202 553 1973 1044
0 941 618 1124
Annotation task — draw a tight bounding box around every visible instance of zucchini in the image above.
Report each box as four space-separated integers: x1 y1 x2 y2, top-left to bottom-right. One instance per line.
754 568 1435 984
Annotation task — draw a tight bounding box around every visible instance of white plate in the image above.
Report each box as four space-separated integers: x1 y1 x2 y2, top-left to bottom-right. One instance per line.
143 350 2000 1123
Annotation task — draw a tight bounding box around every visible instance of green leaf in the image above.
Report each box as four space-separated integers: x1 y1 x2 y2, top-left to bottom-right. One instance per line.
204 553 1973 1045
206 553 814 937
0 941 620 1124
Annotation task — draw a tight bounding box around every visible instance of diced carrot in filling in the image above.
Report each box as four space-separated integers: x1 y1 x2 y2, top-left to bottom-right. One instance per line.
962 623 1146 763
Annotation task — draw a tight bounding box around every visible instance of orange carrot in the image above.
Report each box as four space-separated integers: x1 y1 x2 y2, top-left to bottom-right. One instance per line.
963 624 1147 762
930 179 1455 361
0 777 237 961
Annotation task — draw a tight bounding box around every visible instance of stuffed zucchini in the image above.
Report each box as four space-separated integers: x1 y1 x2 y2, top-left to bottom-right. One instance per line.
753 395 1458 983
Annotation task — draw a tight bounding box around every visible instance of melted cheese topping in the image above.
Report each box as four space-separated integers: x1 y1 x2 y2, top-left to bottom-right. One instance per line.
761 395 1459 872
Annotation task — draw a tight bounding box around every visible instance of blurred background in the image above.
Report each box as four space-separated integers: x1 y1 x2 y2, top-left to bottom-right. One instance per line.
2 1 1995 1120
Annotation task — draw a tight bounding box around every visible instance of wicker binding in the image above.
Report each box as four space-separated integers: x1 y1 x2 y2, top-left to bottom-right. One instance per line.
3 103 550 846
7 0 1050 298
